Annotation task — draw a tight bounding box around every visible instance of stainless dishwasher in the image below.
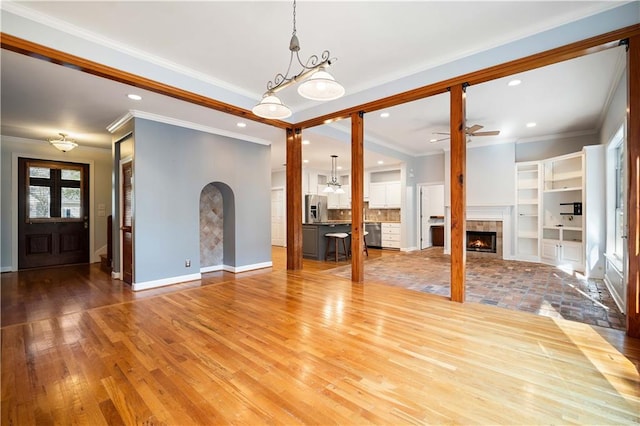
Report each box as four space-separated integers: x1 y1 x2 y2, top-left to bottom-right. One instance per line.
365 222 382 248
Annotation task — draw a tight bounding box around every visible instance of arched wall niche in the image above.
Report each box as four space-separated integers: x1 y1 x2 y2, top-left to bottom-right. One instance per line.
199 182 236 270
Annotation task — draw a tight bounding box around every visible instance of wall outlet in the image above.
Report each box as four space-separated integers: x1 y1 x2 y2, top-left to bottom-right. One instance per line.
185 259 191 267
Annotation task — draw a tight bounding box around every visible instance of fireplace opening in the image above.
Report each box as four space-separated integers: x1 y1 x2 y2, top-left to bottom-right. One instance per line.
466 231 497 253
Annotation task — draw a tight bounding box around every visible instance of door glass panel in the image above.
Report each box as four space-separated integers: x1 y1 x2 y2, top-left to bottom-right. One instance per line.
61 187 81 218
28 186 51 218
29 167 50 178
61 169 81 181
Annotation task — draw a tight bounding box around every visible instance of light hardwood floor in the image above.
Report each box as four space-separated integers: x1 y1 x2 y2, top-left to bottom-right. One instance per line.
1 251 639 425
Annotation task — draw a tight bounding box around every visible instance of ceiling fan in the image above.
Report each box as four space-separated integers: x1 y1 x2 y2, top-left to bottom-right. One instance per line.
430 124 500 142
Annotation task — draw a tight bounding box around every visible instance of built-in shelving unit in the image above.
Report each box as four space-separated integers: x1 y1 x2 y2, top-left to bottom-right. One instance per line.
514 148 604 277
515 162 541 261
541 151 584 270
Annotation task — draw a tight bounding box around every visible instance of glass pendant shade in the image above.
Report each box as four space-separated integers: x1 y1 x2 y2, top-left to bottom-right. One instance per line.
297 69 345 101
334 186 345 194
48 133 78 152
252 94 292 119
323 184 334 193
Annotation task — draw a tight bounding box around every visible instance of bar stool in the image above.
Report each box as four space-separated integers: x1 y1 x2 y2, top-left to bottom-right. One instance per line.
349 231 369 257
325 232 350 261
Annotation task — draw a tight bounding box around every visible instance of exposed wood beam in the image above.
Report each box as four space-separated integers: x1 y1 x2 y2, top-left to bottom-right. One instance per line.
0 33 291 129
450 84 467 303
286 128 303 270
351 112 365 282
627 35 640 338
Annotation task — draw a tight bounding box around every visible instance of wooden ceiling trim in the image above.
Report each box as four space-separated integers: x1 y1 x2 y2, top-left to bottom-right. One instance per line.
0 33 292 130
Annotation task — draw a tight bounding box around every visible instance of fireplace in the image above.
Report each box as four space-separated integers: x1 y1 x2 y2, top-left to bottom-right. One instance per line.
466 231 497 253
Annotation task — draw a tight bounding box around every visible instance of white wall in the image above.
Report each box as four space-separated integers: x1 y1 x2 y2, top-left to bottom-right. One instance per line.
444 143 515 207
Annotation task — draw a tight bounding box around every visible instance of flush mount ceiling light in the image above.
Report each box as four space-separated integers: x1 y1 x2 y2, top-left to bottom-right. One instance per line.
252 0 344 119
48 133 78 152
323 155 345 194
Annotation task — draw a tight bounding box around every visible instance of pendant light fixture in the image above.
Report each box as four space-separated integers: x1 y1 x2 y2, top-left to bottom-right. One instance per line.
252 0 344 119
48 133 78 152
323 155 345 194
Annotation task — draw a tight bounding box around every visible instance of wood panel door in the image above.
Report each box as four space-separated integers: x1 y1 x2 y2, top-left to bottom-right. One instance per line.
121 161 133 284
18 158 90 269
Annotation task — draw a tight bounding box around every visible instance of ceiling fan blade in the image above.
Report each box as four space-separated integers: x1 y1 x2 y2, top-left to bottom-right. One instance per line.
433 132 450 135
465 124 483 133
470 130 500 136
430 137 450 143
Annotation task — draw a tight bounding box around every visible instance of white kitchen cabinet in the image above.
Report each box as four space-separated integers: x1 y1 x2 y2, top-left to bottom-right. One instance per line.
381 222 401 249
369 181 401 208
327 184 351 209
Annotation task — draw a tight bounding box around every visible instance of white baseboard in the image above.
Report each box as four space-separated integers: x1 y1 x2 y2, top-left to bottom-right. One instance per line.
132 273 202 291
401 246 418 252
1 266 13 273
229 261 272 273
111 271 121 279
201 261 273 274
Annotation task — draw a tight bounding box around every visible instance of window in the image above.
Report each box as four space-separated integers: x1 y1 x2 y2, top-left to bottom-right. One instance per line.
26 162 84 221
614 142 624 258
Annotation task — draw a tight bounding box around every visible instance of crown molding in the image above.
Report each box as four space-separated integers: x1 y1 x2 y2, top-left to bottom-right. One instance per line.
107 110 272 146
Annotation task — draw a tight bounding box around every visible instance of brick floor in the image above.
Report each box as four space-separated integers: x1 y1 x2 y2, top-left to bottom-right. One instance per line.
325 247 626 331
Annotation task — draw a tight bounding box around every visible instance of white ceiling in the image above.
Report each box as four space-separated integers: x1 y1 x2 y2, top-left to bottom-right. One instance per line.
0 1 630 173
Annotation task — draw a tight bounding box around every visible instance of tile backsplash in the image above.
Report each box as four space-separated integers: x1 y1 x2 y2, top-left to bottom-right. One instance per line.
328 202 401 222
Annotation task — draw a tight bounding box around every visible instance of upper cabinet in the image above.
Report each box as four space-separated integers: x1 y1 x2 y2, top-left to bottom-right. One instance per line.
368 169 401 209
369 181 401 208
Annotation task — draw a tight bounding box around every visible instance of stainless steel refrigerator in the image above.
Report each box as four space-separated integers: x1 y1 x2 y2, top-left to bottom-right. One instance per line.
305 195 328 223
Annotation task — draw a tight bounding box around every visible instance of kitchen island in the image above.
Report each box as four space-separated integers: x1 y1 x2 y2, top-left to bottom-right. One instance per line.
302 223 352 260
302 222 387 260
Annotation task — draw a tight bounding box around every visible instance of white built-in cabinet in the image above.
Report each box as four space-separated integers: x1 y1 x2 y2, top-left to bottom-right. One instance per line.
515 162 542 261
369 181 401 208
514 148 604 277
541 152 585 271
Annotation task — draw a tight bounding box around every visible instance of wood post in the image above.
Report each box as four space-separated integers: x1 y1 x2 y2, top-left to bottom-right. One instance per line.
627 35 640 338
286 128 303 270
450 84 467 303
351 112 365 282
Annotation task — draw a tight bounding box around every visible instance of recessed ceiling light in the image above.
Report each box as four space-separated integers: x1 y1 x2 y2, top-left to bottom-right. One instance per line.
303 159 309 163
508 79 522 87
380 112 390 118
526 122 537 128
377 160 384 165
337 166 343 170
127 94 142 101
302 139 310 145
430 138 438 142
236 122 247 128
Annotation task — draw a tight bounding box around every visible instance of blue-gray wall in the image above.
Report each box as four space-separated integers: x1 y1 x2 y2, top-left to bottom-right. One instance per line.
127 118 271 284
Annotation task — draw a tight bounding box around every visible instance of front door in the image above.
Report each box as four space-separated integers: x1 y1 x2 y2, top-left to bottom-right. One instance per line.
18 158 90 269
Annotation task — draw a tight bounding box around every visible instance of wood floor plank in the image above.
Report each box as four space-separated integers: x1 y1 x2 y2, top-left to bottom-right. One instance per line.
2 262 639 425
